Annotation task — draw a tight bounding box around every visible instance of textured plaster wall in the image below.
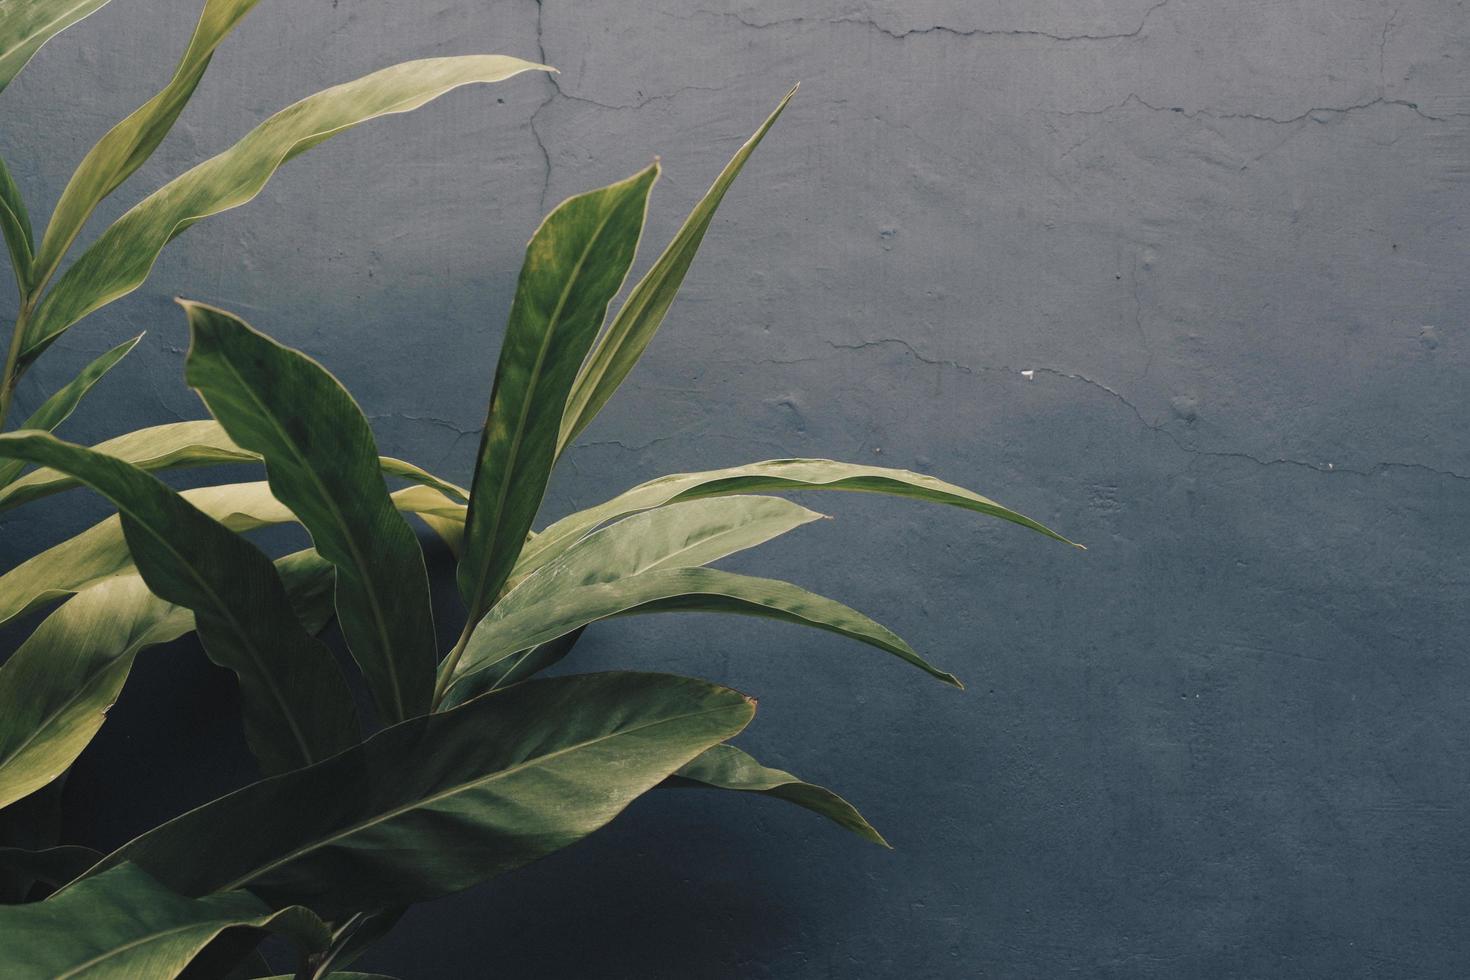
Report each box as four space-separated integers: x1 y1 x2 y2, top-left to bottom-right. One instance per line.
2 0 1468 976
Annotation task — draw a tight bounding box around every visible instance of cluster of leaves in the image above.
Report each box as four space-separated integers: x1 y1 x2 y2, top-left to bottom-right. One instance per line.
0 2 1078 976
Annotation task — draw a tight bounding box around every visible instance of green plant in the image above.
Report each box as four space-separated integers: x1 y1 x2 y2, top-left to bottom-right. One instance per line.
0 4 1081 976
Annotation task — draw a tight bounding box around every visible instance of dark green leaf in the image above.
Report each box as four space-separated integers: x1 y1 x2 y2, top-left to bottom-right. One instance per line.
455 164 658 632
86 672 754 919
558 85 797 452
184 301 436 722
0 862 329 978
666 744 887 847
0 432 358 774
24 55 550 358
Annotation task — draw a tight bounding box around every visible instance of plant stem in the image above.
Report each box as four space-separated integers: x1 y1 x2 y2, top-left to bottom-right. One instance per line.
0 299 33 432
431 618 477 709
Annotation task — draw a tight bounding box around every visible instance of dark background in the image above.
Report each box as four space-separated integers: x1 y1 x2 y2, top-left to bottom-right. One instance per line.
3 0 1468 976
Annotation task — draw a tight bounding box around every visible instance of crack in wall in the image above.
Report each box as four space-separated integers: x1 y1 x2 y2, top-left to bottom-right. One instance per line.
697 0 1171 43
781 338 1470 483
1054 92 1467 125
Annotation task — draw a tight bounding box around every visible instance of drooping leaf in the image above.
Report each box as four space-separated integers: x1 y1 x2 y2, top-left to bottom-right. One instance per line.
0 153 34 290
442 566 957 708
0 576 192 811
0 417 467 511
0 432 359 774
185 301 437 722
0 0 115 94
84 672 755 920
0 480 458 628
455 164 658 633
23 55 550 358
0 845 102 902
0 862 329 978
512 457 1082 589
666 744 888 847
31 0 266 290
558 85 797 453
0 333 140 488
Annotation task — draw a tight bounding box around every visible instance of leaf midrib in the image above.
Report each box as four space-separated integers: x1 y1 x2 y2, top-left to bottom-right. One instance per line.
218 697 746 893
463 199 626 624
211 352 406 718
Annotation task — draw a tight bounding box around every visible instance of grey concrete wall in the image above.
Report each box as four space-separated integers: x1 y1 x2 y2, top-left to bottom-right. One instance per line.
2 0 1468 976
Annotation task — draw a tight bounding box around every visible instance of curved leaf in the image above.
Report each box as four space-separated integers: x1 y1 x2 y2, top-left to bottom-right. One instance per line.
666 744 887 847
185 301 436 721
0 417 467 511
455 164 658 634
0 431 358 774
85 672 755 920
24 54 550 356
0 0 114 94
32 0 265 289
0 333 140 489
442 566 957 708
0 862 329 978
513 457 1081 590
0 480 458 629
559 85 797 453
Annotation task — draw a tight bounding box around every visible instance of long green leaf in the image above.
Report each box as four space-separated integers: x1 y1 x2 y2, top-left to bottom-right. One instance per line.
0 417 467 511
666 744 888 847
0 862 329 978
0 153 34 291
23 55 550 357
0 333 140 488
455 164 658 634
0 845 102 901
512 457 1082 590
466 496 819 693
31 0 265 290
184 301 436 721
0 0 114 94
0 576 191 810
0 550 336 813
443 566 957 708
0 432 358 774
84 672 754 919
0 480 459 629
558 85 797 453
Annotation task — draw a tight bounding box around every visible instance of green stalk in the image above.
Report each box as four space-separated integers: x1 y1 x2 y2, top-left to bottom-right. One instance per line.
0 299 33 431
431 619 477 709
